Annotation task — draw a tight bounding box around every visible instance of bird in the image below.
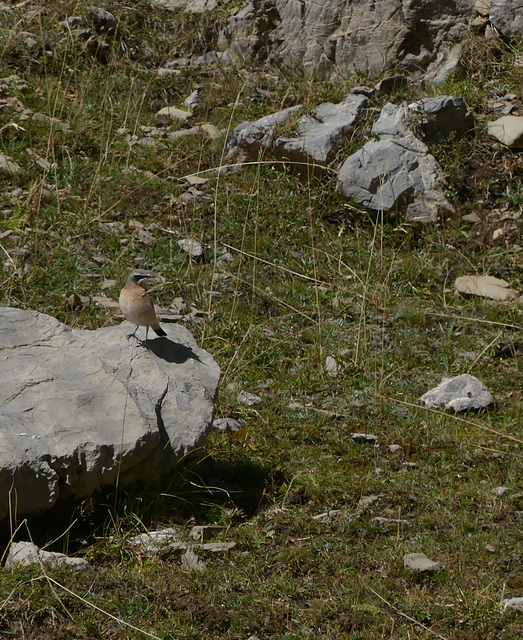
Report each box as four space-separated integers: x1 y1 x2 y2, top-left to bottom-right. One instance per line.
119 270 166 344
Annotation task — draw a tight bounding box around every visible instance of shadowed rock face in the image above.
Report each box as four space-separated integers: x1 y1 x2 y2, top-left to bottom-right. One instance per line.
220 0 478 79
0 307 220 522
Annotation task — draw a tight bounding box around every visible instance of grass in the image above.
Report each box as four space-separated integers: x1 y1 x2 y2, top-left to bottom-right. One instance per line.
0 1 523 638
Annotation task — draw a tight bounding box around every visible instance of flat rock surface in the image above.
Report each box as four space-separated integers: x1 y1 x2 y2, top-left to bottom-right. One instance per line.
0 307 220 521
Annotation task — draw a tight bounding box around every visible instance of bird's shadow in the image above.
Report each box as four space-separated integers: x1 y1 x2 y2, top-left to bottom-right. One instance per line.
140 336 203 364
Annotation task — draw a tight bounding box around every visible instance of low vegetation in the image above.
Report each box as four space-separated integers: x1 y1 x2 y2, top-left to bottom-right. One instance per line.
0 1 522 638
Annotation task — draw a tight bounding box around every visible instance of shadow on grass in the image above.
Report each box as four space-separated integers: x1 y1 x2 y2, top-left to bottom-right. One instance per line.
0 454 283 554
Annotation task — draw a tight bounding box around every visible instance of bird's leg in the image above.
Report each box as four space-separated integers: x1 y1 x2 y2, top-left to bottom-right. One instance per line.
126 325 139 341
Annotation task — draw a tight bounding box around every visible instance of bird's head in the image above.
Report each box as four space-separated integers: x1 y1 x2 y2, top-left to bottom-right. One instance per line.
127 270 158 288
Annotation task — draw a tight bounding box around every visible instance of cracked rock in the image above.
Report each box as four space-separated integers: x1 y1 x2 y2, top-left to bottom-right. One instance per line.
0 307 220 522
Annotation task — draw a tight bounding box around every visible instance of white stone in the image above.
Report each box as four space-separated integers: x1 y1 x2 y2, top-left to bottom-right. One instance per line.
420 374 493 412
488 116 523 147
6 541 90 571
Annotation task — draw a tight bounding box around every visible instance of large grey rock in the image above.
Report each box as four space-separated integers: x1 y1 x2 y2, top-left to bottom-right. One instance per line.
373 97 474 142
337 135 452 221
276 93 367 164
413 96 474 141
490 0 523 36
227 104 303 159
337 98 468 219
0 307 220 522
420 374 493 412
425 43 464 86
220 0 477 80
227 94 366 169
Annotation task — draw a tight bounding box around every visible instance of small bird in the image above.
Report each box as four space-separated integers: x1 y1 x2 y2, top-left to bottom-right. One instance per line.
119 270 166 344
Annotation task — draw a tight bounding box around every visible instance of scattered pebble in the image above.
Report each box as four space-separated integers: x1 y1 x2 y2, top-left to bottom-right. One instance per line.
312 509 340 522
177 238 204 258
212 417 243 433
371 517 410 527
351 433 378 443
403 552 446 573
181 549 207 572
492 486 511 496
238 390 262 405
325 355 339 376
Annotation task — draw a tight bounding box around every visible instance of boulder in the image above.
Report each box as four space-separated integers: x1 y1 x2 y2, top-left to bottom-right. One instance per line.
490 0 523 37
227 104 303 160
227 94 366 170
337 136 452 221
412 96 475 141
0 307 220 522
336 98 467 220
220 0 477 80
275 93 368 164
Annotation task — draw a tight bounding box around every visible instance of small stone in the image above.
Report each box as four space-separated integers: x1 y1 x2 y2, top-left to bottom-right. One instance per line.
32 112 72 133
312 509 340 522
184 88 200 109
168 126 202 140
156 106 192 125
358 494 384 509
325 355 339 376
371 517 410 527
502 597 523 611
133 227 155 244
238 390 262 405
200 122 221 138
488 115 523 147
403 552 446 573
462 212 481 223
0 153 22 175
492 486 510 496
485 543 496 553
212 417 243 433
188 525 224 542
127 528 181 553
351 433 378 443
181 549 207 571
6 541 90 571
388 444 402 453
67 293 90 309
170 297 187 314
420 373 493 412
402 462 418 468
177 238 204 258
101 279 117 290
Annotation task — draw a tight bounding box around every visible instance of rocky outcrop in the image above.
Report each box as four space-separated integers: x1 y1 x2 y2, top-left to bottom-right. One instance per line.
490 0 523 36
219 0 478 80
226 92 367 170
0 307 220 522
336 96 473 220
226 92 473 221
